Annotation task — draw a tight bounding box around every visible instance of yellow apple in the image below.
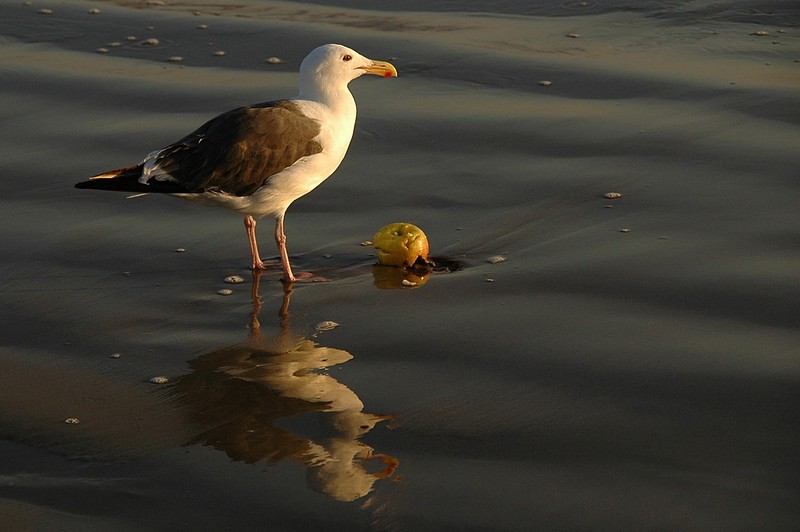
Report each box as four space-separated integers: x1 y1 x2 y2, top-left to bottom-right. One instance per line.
373 223 430 267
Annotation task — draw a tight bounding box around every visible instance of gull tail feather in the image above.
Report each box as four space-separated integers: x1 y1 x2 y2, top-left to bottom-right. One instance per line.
75 165 192 194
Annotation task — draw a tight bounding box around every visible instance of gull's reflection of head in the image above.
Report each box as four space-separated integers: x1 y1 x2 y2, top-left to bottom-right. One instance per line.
173 270 397 502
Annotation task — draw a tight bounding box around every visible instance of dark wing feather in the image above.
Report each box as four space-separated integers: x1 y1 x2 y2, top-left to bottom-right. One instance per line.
155 100 323 196
76 101 323 196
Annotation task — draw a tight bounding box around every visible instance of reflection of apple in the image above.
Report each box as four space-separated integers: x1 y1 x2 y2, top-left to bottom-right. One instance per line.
371 264 429 289
373 223 430 267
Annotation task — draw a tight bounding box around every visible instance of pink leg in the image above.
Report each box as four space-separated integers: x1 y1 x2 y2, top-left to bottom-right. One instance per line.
274 213 295 283
243 215 267 270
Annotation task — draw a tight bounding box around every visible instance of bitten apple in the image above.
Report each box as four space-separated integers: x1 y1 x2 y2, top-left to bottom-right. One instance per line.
373 223 429 267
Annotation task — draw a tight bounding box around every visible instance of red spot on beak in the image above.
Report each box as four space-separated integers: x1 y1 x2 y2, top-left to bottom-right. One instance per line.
384 71 393 78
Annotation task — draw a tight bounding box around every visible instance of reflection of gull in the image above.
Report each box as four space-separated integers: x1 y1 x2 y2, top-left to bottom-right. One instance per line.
230 339 356 408
307 411 397 502
173 271 397 501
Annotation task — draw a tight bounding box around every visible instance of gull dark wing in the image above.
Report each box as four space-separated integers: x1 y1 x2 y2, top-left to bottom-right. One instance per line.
75 101 323 196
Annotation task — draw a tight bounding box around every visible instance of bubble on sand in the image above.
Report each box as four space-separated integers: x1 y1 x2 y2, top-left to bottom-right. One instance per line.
64 418 81 424
197 24 209 30
223 275 244 284
110 353 122 359
213 50 226 57
567 32 580 38
217 288 233 296
96 48 109 54
142 38 160 46
168 56 184 63
603 192 623 199
538 80 552 87
264 57 283 64
37 8 53 15
315 321 339 331
619 228 631 233
487 255 506 264
149 376 169 384
88 8 101 14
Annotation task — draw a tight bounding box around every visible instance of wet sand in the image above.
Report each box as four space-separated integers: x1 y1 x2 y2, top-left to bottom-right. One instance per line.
1 0 799 529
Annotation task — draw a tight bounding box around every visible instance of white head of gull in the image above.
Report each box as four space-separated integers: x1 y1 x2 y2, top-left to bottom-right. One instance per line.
75 44 398 283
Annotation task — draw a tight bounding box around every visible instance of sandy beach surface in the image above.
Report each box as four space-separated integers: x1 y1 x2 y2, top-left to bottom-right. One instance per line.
1 0 799 529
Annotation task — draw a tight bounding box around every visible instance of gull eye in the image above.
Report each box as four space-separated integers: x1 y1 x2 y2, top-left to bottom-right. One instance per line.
342 54 352 62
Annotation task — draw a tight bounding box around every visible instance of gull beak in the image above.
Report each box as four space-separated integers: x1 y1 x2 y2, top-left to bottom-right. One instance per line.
361 59 398 78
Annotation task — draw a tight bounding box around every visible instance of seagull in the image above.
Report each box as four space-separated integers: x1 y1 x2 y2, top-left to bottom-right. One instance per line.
75 44 397 283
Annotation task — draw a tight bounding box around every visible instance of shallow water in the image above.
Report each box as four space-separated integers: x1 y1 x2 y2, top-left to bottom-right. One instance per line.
1 0 799 529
